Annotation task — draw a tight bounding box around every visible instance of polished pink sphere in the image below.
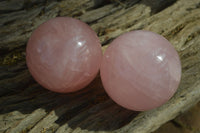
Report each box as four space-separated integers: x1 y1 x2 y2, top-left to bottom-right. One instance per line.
26 17 102 93
100 30 181 111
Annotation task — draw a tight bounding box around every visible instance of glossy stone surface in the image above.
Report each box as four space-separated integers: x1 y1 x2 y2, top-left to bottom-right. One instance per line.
100 30 181 111
26 17 102 93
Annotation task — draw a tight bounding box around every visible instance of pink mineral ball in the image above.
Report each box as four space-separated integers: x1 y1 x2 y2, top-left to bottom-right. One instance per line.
26 17 102 93
100 30 181 111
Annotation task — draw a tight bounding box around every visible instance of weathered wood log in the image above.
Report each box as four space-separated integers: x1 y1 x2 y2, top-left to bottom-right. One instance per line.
0 0 200 133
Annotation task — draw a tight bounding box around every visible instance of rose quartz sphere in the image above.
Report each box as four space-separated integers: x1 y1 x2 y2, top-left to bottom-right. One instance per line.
100 30 181 111
26 17 102 93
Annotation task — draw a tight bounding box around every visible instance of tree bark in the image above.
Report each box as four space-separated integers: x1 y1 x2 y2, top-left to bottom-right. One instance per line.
0 0 200 133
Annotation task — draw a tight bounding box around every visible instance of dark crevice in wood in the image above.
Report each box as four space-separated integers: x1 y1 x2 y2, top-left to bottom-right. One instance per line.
76 103 137 131
0 0 24 14
171 120 183 128
93 0 112 8
142 0 177 14
123 0 141 9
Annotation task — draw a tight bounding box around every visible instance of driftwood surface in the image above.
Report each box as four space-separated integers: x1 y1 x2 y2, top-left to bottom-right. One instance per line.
0 0 200 133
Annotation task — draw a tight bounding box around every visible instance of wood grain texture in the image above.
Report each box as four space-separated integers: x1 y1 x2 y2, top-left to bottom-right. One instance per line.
0 0 200 133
